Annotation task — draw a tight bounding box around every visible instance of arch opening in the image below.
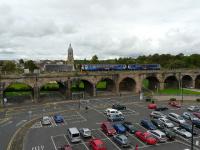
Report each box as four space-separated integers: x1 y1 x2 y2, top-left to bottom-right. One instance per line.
195 75 200 89
96 78 116 96
143 76 160 91
164 76 179 89
119 77 136 93
182 75 193 88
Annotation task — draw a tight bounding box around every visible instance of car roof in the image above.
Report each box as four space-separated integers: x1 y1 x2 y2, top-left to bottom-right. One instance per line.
117 134 127 139
93 139 103 145
68 127 79 133
169 113 179 116
150 130 165 135
106 108 117 111
80 128 90 131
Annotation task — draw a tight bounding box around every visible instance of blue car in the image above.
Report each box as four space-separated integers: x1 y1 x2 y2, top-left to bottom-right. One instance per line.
140 119 157 130
54 114 64 123
113 123 126 134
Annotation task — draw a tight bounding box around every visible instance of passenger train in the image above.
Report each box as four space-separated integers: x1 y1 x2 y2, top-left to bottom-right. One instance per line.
81 64 161 71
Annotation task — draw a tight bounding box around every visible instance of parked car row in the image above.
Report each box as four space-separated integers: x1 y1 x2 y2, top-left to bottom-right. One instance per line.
41 114 64 126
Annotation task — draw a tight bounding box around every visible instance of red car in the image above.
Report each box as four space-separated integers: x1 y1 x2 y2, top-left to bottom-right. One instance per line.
148 103 157 109
135 131 157 145
89 138 107 150
193 112 200 119
60 145 72 150
168 101 181 108
101 121 116 136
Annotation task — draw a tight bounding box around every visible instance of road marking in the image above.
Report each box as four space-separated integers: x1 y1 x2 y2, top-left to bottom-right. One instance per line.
77 111 87 122
31 145 44 150
82 142 90 150
51 136 58 150
0 120 13 127
16 120 27 127
127 132 145 146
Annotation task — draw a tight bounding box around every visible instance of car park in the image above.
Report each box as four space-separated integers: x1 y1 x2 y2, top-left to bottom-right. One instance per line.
161 128 176 141
150 111 167 119
67 127 81 143
151 119 165 129
158 118 174 128
104 108 122 116
179 123 198 135
54 114 64 123
112 104 126 110
182 112 199 121
173 127 192 138
101 121 116 136
59 145 72 150
113 134 130 148
79 128 92 138
89 138 107 150
168 101 181 108
140 119 157 130
168 113 186 124
107 114 125 122
134 131 157 145
148 103 157 109
147 130 167 142
41 116 51 125
123 122 137 134
155 106 168 111
187 106 199 112
113 123 126 134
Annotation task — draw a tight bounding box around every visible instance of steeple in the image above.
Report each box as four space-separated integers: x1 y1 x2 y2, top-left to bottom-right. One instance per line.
67 43 74 64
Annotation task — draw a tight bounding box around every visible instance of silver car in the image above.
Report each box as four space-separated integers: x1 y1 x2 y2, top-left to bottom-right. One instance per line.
79 128 91 138
147 130 167 142
41 116 51 125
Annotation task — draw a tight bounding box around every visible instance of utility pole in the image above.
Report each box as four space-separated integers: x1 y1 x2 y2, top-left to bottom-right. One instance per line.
191 122 194 150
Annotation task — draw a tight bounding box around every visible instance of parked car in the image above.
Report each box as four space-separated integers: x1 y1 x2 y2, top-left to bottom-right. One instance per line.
79 128 92 138
148 103 157 109
147 130 167 142
187 106 200 112
150 111 167 119
155 106 168 111
140 119 157 130
151 119 165 129
104 108 122 116
54 114 64 123
161 128 176 141
182 112 199 121
179 123 198 135
123 122 137 134
113 134 130 148
41 116 51 125
107 114 125 122
60 145 72 150
168 101 181 108
101 121 116 136
112 104 126 110
192 119 200 128
173 127 192 138
134 131 157 145
168 113 186 124
193 112 200 119
67 127 81 143
158 118 174 128
89 138 107 150
113 123 126 134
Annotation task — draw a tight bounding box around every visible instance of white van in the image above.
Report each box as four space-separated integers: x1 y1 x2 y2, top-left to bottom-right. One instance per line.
67 127 81 143
104 108 122 116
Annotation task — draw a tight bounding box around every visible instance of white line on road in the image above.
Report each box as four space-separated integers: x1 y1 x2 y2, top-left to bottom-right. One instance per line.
51 136 58 150
1 120 13 127
16 120 27 127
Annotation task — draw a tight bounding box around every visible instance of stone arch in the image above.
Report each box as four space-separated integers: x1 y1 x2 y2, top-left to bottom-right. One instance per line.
164 75 179 89
96 78 116 92
119 77 136 92
144 76 160 91
182 75 193 88
195 75 200 89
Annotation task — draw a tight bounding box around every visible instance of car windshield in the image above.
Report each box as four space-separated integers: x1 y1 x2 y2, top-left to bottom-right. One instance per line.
72 133 80 137
122 138 128 143
85 130 91 135
177 116 184 120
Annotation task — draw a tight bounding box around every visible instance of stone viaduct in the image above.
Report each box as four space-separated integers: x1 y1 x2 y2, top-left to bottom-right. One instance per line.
0 69 200 102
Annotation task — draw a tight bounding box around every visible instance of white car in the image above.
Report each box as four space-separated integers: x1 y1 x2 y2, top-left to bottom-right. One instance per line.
147 130 167 142
41 116 51 125
79 128 91 138
168 113 186 124
158 118 174 128
104 108 122 116
173 127 192 138
150 111 167 119
187 106 199 112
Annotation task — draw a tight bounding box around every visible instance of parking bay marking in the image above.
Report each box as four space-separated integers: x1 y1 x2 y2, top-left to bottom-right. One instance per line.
16 120 27 127
31 145 44 150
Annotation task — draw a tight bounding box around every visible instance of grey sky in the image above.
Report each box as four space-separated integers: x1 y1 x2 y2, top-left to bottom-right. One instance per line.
0 0 200 60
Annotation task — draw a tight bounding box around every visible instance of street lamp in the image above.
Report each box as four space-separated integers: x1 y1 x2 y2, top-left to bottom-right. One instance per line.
191 121 194 150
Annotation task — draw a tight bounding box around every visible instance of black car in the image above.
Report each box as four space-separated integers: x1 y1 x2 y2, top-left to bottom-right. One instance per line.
161 128 176 141
192 119 200 128
179 123 198 136
112 104 126 110
123 122 137 134
155 106 168 111
151 119 165 129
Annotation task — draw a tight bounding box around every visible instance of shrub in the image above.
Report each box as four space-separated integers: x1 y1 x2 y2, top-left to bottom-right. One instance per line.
196 99 200 102
170 98 176 101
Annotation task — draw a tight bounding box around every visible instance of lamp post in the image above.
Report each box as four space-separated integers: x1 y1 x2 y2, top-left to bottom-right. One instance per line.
191 121 194 150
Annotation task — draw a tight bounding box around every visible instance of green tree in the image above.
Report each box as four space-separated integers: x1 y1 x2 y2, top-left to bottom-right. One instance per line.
2 61 16 73
24 60 38 72
90 55 99 64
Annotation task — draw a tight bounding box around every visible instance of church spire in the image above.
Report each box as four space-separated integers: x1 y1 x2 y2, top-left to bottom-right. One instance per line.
67 43 74 65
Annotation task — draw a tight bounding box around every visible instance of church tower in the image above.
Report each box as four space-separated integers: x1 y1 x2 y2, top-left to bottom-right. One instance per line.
67 43 74 64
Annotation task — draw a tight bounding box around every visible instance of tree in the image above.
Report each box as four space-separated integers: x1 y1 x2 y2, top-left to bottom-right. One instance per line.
90 55 99 64
24 60 38 72
2 61 16 73
19 59 24 64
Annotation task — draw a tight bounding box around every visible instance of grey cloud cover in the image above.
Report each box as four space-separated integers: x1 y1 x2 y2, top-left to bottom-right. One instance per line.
0 0 200 60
